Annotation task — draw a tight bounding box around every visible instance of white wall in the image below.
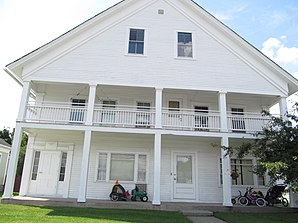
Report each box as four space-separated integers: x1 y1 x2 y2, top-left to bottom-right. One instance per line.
24 0 286 96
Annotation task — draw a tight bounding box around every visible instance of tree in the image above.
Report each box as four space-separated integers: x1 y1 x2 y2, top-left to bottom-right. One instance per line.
224 104 298 192
0 127 12 145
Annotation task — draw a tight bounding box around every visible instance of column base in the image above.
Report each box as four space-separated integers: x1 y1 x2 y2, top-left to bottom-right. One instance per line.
223 202 233 207
152 200 161 206
77 197 86 203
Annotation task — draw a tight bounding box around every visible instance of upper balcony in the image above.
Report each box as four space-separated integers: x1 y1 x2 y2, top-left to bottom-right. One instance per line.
24 101 271 133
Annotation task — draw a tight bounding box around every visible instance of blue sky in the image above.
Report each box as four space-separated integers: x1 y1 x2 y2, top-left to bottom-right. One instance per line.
0 0 297 129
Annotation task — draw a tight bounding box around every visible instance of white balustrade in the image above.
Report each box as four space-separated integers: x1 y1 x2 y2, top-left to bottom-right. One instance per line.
24 102 271 133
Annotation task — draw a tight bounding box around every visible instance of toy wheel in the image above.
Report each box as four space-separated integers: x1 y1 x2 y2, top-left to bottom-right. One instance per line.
239 197 248 206
282 197 289 207
131 196 137 201
141 196 148 202
256 198 266 207
111 194 119 201
231 198 236 205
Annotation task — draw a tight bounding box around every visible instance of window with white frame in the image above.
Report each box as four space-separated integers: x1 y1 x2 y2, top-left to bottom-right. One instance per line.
128 29 145 54
31 151 41 180
220 158 265 186
96 152 147 182
177 32 193 58
59 152 68 182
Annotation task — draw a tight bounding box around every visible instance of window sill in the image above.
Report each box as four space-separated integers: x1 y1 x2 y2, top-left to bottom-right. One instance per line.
125 53 147 58
174 56 196 61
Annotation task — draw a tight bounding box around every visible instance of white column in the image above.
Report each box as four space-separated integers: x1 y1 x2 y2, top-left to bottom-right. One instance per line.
279 96 288 119
17 81 31 121
221 136 232 206
218 91 228 132
152 132 161 205
155 88 163 129
2 124 23 199
289 189 298 208
86 84 97 125
77 130 92 202
19 137 35 196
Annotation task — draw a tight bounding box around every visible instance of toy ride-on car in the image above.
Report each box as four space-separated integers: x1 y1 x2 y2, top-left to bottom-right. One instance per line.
109 182 130 201
131 185 148 202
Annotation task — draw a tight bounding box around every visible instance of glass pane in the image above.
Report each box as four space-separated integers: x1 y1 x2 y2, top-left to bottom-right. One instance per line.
136 29 144 41
97 153 107 181
129 29 137 40
178 32 192 44
136 43 144 54
110 154 134 181
138 155 147 181
176 155 192 184
129 42 136 53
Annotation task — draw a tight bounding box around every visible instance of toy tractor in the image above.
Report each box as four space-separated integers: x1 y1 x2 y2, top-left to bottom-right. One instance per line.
131 185 148 202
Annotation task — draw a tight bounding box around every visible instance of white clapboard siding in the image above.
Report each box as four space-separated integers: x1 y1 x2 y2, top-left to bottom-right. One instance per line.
27 0 285 96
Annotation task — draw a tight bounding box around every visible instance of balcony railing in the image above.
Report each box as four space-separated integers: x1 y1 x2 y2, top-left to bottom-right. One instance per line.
162 108 221 131
24 102 271 133
93 104 155 128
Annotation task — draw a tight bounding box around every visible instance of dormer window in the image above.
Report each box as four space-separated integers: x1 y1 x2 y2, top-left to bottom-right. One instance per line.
128 29 145 54
177 32 193 58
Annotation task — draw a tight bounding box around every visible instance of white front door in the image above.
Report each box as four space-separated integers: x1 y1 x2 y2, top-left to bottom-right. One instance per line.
173 153 196 200
30 151 61 196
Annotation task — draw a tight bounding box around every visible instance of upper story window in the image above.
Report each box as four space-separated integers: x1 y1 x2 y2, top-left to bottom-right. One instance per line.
177 32 193 58
128 29 145 55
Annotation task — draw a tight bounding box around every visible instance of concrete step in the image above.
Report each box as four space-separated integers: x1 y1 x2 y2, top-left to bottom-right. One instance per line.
182 210 213 217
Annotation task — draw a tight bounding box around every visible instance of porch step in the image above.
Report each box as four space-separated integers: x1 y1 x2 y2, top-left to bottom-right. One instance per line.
182 210 213 217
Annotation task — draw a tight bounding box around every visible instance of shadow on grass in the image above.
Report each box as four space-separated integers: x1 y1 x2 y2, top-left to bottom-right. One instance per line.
41 206 191 223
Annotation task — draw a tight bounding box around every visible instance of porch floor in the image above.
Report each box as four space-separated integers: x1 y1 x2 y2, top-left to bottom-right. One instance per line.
1 196 297 213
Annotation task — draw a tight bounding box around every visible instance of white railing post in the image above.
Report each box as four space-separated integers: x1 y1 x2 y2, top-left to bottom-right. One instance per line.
17 81 31 121
86 84 97 125
218 91 228 132
221 136 232 206
155 88 163 129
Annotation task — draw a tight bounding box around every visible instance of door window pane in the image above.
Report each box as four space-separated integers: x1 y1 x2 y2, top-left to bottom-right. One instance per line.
176 155 192 184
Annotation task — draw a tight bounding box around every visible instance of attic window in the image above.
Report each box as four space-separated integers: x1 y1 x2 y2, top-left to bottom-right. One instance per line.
158 9 164 15
128 29 145 54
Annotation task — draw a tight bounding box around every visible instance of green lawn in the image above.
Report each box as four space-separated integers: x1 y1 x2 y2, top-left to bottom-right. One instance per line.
0 204 191 223
215 212 298 223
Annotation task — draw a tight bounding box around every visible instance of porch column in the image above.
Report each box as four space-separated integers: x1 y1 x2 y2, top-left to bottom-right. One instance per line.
155 88 163 129
221 136 232 206
77 130 92 203
2 124 23 199
152 132 161 205
19 137 35 196
86 84 97 125
17 81 31 121
218 91 228 132
279 96 288 119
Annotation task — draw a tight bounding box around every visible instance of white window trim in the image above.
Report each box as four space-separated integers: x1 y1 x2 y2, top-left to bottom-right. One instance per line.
174 30 196 60
125 27 148 57
218 156 267 188
94 151 149 184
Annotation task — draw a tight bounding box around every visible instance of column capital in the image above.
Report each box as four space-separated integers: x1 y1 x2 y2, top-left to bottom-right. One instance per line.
155 87 163 91
218 90 228 95
89 83 97 87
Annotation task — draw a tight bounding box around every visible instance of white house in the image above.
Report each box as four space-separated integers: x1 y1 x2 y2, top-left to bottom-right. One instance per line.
3 0 298 206
0 139 11 192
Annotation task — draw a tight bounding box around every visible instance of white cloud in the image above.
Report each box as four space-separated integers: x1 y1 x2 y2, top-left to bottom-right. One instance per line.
261 37 298 65
214 4 248 22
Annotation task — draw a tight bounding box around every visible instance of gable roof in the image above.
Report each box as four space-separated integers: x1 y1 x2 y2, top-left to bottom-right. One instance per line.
5 0 298 96
0 138 11 148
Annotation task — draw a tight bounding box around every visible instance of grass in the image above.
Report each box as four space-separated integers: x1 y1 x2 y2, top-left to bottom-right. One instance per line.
214 212 298 223
0 204 191 223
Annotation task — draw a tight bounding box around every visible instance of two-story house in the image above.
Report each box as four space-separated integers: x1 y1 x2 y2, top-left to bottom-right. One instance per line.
3 0 298 206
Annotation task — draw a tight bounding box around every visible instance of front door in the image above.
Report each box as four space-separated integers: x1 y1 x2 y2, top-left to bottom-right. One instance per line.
30 151 61 196
173 153 196 200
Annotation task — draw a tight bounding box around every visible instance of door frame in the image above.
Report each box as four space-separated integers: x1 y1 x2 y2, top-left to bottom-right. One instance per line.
171 151 197 201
